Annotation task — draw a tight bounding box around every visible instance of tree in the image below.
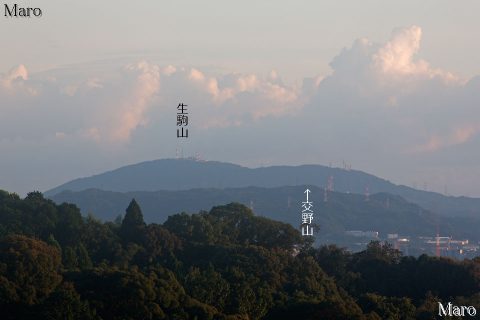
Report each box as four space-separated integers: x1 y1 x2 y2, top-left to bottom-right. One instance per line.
37 282 99 320
120 199 145 244
63 246 78 270
184 266 230 310
55 203 83 246
358 293 416 320
0 235 62 306
46 234 61 253
122 199 145 227
314 245 351 279
76 244 93 270
81 215 120 264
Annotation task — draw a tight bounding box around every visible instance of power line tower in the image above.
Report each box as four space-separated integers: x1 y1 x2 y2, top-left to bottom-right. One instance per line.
327 176 334 192
436 226 440 258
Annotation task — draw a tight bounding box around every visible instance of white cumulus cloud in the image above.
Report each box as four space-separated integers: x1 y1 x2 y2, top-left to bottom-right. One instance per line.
1 26 480 196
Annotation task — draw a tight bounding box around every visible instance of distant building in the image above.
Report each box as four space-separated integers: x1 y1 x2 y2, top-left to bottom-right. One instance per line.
345 230 379 238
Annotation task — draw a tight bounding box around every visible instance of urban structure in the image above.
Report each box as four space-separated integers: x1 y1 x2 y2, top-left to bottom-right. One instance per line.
340 230 479 259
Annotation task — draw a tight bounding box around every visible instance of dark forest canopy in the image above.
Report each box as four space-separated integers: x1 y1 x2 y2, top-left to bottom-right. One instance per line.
0 189 479 319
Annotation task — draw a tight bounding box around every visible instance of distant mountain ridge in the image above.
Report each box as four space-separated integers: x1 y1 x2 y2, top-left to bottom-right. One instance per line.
49 186 480 242
45 158 480 217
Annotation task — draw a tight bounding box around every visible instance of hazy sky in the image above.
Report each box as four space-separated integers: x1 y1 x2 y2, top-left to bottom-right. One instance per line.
1 1 480 197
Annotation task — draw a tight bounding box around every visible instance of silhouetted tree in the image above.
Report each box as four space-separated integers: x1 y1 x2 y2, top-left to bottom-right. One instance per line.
120 199 145 244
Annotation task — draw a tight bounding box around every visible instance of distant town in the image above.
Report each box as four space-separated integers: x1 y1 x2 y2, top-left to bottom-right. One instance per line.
339 230 479 259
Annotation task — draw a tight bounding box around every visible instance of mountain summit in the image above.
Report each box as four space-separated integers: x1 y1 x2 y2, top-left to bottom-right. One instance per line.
45 158 480 217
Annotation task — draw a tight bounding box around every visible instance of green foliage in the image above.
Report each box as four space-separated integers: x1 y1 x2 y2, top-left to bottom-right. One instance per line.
55 203 84 245
415 292 441 320
63 246 78 269
184 265 230 310
66 268 168 319
123 199 145 227
37 282 99 320
120 199 146 244
63 244 93 270
264 299 365 320
1 192 480 319
46 234 61 252
164 202 304 249
76 243 93 269
0 234 62 305
358 293 416 320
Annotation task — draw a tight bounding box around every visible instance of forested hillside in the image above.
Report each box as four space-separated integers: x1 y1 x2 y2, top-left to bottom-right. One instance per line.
1 189 479 319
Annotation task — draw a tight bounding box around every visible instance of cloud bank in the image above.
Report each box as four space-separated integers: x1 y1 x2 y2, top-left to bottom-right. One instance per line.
1 26 479 196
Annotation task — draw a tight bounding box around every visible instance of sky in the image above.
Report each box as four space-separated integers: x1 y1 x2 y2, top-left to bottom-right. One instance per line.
1 1 480 197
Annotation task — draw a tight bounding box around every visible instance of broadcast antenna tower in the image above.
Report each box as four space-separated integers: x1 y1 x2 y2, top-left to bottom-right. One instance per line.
175 147 184 159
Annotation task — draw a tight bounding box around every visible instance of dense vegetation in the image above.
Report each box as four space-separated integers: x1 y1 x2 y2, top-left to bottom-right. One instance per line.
0 189 479 319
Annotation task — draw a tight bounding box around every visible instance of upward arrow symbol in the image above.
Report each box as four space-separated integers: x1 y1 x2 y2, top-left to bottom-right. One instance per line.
304 189 311 202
